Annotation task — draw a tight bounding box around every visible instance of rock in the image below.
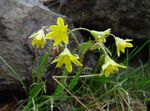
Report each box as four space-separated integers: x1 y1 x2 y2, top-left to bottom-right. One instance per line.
46 0 150 39
0 0 81 91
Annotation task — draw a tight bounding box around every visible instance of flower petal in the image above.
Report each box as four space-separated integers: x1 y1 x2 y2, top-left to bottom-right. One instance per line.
62 35 69 44
126 43 133 47
56 60 64 67
57 17 64 26
46 32 54 39
50 25 58 30
65 59 72 72
71 57 83 66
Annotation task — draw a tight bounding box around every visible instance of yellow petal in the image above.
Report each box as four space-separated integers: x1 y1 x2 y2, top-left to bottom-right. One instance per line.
117 48 120 57
118 64 127 69
65 59 72 72
29 33 38 38
53 37 62 46
56 60 64 67
120 47 125 53
126 43 133 47
41 40 46 48
46 32 53 39
57 17 64 26
51 58 59 64
125 39 133 42
71 57 82 66
31 37 36 46
50 25 58 30
63 35 69 44
105 73 110 77
36 41 41 48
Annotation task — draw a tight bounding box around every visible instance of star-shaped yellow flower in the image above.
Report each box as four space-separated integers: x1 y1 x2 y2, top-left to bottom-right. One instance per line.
51 47 83 72
90 29 111 43
115 37 133 57
46 17 68 46
29 29 46 48
101 55 126 77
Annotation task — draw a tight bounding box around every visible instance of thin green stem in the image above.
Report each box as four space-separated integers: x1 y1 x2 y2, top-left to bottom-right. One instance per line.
50 97 54 111
70 31 80 45
69 27 91 33
52 74 100 79
100 43 109 55
110 33 117 38
52 76 91 111
86 79 127 108
0 56 27 94
68 27 91 46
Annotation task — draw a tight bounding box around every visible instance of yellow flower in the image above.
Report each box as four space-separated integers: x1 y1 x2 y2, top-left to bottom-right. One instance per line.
101 55 126 77
51 47 83 72
46 17 68 46
90 29 111 43
29 29 46 48
115 37 133 57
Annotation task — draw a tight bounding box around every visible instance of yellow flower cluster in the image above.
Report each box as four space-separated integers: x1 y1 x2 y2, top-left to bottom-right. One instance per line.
29 17 133 76
30 17 68 48
29 17 82 72
89 29 133 77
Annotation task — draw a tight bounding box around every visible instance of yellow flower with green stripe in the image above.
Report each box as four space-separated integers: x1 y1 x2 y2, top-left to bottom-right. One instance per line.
101 55 126 77
29 29 46 48
46 17 68 46
52 47 83 72
115 37 133 57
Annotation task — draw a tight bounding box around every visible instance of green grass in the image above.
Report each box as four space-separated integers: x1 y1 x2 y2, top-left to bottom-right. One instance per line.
49 63 150 111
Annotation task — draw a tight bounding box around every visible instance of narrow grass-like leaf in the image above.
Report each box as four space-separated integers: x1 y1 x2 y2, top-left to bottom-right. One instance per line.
125 39 150 62
0 56 27 93
68 69 83 90
78 41 93 59
53 69 68 97
29 83 44 98
37 51 50 81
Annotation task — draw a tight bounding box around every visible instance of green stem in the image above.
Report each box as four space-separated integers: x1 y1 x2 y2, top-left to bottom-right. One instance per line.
71 27 91 33
52 73 100 79
52 76 91 111
68 28 91 46
70 31 80 46
0 56 27 94
110 33 117 38
100 43 108 55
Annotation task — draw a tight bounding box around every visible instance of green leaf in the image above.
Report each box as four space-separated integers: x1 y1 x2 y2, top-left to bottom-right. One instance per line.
53 69 68 97
78 41 93 56
29 83 44 98
37 52 50 81
68 69 83 90
99 54 105 68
